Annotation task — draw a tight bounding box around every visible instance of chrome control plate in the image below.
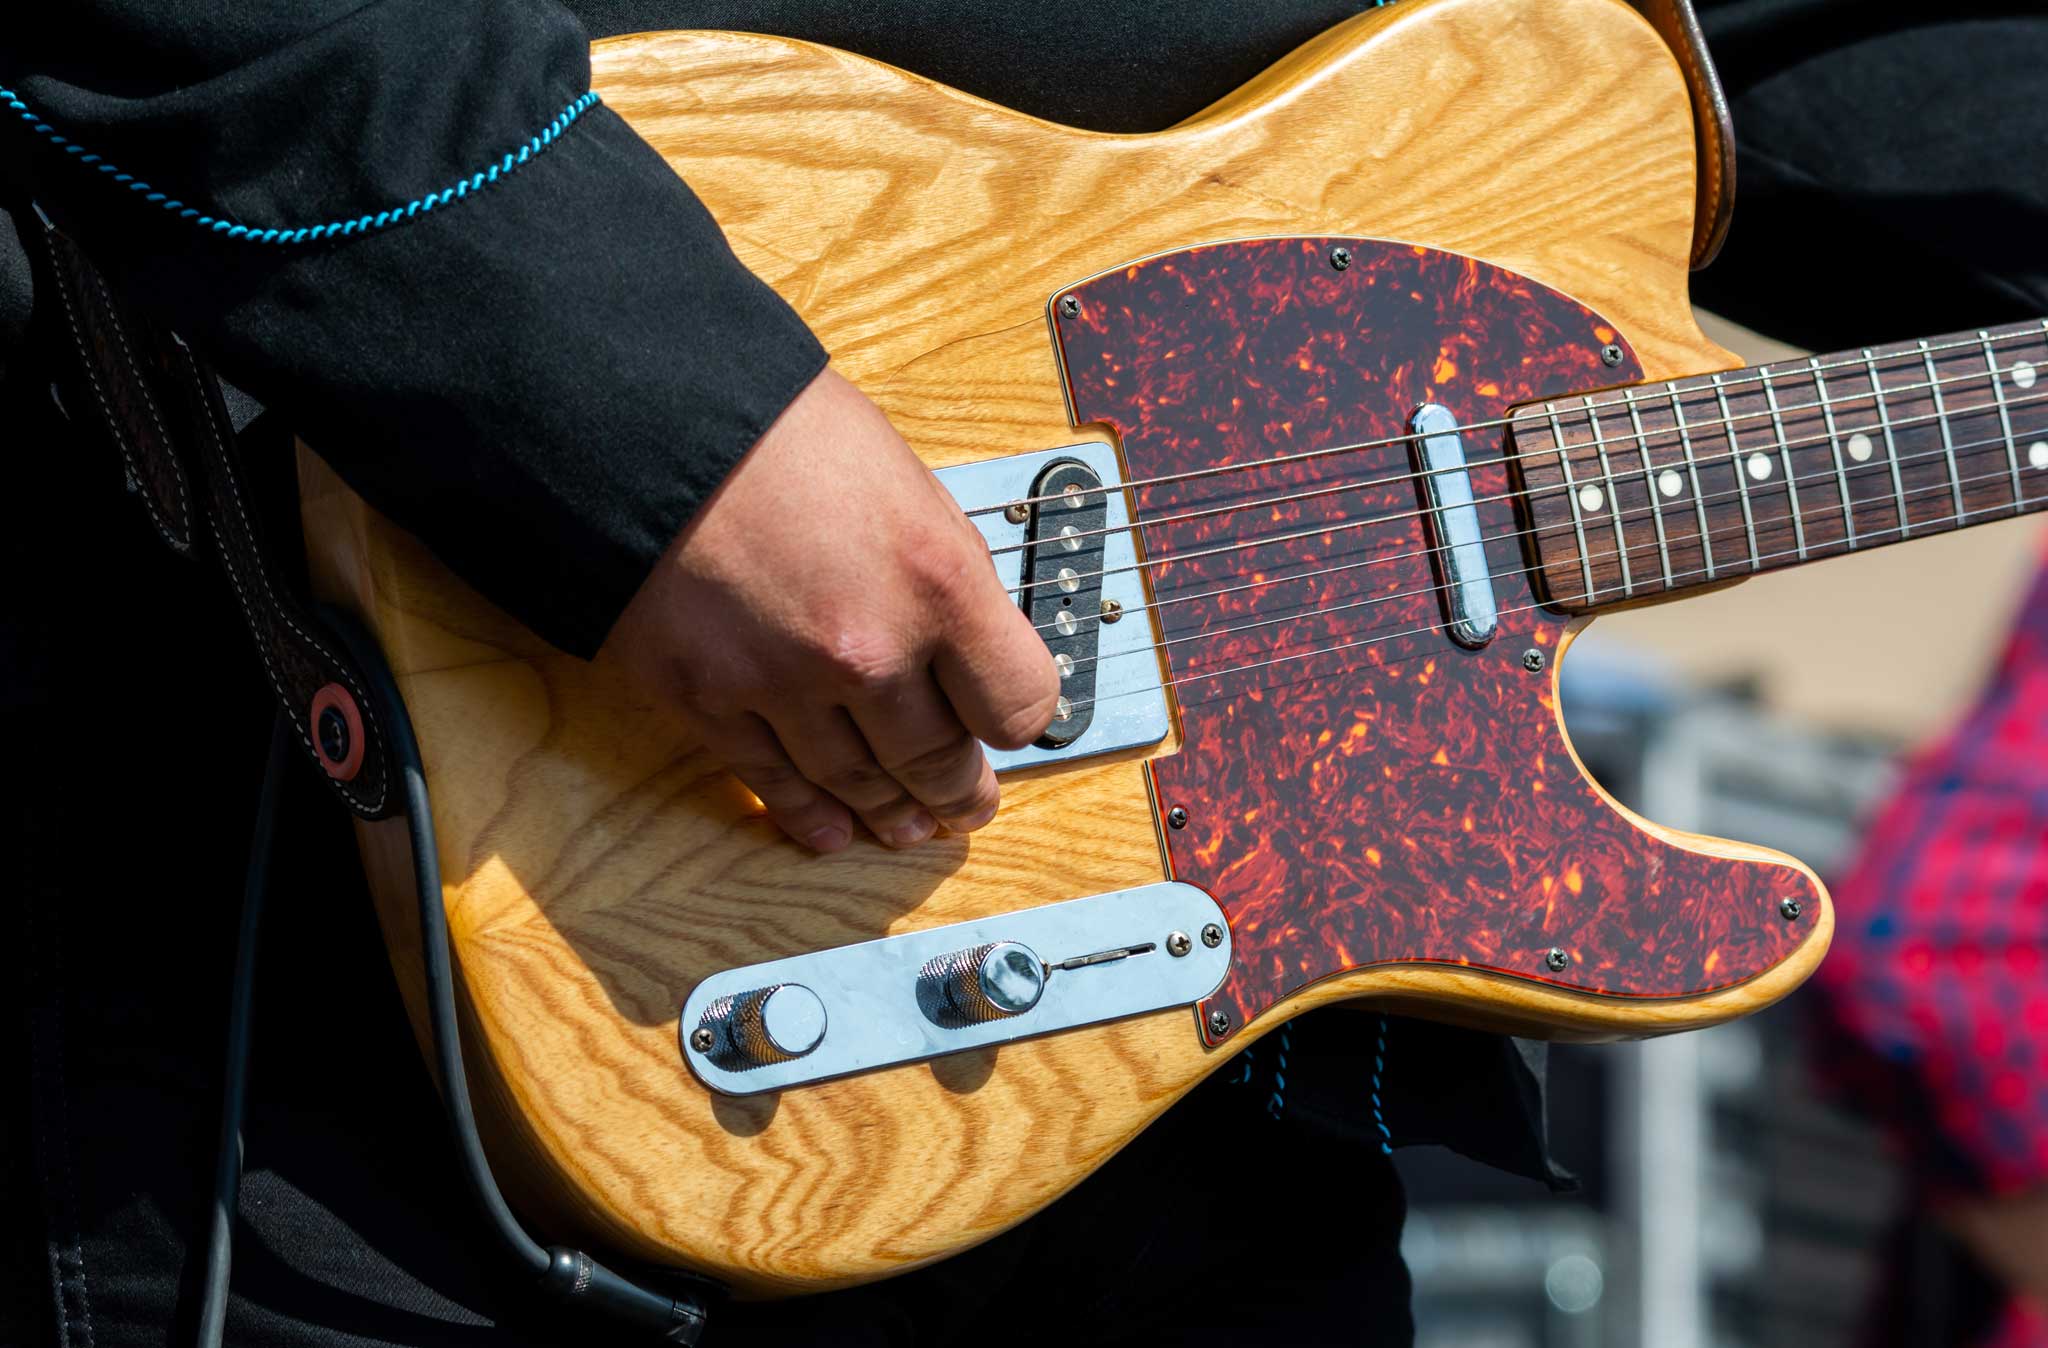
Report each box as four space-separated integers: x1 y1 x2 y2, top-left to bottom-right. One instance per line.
936 443 1173 771
679 882 1231 1096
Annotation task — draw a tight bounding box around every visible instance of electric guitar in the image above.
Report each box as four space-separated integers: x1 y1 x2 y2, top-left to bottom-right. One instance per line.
297 0 2048 1294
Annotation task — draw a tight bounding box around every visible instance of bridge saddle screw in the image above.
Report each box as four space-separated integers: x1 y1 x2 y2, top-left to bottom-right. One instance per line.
1601 343 1625 367
1201 923 1224 949
689 1026 715 1054
1167 806 1189 830
1003 501 1031 524
1522 648 1547 672
1545 947 1570 972
1779 897 1803 921
1206 1008 1233 1037
1330 245 1353 270
1098 598 1123 623
1058 295 1080 319
1166 931 1193 958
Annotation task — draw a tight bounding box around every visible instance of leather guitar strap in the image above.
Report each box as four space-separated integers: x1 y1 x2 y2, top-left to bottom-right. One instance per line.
33 210 395 819
1629 0 1737 270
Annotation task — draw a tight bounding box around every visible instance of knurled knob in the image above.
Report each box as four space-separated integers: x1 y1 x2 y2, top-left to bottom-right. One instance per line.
921 940 1046 1024
691 983 827 1070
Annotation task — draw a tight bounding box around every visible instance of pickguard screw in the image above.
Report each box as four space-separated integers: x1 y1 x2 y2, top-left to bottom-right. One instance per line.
1099 598 1123 624
689 1027 715 1053
1004 501 1031 524
1522 648 1547 672
1545 947 1570 972
1779 897 1803 921
1201 923 1224 948
1601 343 1625 367
1058 295 1080 319
1330 245 1353 271
1207 1008 1233 1037
1167 806 1189 830
1167 931 1193 957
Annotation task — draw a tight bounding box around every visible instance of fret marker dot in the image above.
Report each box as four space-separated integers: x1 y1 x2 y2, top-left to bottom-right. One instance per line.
2030 441 2048 470
1656 469 1683 498
1847 433 1874 462
2013 361 2038 390
1746 453 1773 481
1577 485 1604 512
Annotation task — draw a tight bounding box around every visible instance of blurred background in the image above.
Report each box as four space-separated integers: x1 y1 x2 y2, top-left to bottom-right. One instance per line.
1395 315 2046 1348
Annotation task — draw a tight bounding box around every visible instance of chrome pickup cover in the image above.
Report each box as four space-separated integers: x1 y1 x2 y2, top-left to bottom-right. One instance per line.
680 882 1230 1096
936 443 1173 771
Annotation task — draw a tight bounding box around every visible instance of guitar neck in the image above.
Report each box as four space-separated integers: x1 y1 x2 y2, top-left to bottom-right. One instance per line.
1516 319 2048 611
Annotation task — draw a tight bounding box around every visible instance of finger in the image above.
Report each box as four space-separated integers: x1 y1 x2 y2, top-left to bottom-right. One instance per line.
692 711 853 853
931 566 1061 752
773 707 936 848
848 668 1000 833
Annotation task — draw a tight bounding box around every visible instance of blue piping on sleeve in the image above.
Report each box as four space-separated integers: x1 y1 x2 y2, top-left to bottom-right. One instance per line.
1370 1014 1393 1154
2 87 601 244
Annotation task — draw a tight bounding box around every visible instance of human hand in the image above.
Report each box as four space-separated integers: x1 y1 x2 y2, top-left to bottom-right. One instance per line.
608 366 1059 851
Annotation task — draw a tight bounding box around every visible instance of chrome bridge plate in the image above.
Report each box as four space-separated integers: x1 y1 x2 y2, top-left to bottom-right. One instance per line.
936 443 1173 771
680 882 1231 1096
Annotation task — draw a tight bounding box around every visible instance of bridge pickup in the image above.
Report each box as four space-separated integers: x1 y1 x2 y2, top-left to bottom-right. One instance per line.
1017 459 1105 747
934 443 1169 772
1410 403 1498 648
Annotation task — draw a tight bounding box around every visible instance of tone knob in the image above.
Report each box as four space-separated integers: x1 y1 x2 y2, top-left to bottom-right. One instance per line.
690 983 827 1070
921 940 1046 1025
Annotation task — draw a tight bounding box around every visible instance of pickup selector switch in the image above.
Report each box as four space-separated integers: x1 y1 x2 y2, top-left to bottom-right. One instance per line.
920 941 1046 1026
690 983 827 1070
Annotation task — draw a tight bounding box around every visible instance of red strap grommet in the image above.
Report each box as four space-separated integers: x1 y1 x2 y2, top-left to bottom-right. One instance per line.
309 682 366 782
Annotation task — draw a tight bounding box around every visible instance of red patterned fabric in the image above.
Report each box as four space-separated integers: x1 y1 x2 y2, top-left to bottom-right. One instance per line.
1814 542 2048 1345
1816 543 2048 1201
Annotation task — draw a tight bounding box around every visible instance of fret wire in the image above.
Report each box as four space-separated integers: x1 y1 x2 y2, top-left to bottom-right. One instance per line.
1669 383 1716 580
1710 372 1763 572
2035 318 2048 508
1808 355 1857 550
1863 349 1911 538
1548 404 1597 604
1978 329 2025 513
1759 367 1807 560
1619 388 1673 589
1919 339 1968 526
1581 395 1634 598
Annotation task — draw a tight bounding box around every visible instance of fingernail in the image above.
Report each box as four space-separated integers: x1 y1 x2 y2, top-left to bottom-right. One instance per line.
944 798 999 834
804 823 850 852
889 812 937 847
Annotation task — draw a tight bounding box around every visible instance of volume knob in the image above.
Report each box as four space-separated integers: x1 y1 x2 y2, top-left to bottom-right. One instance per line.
921 940 1046 1025
690 983 827 1070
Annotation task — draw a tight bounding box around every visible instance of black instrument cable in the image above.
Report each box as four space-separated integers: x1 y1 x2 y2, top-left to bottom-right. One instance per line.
194 611 710 1346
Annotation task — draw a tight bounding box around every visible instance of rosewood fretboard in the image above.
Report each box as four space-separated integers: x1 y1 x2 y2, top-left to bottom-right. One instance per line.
1517 320 2048 610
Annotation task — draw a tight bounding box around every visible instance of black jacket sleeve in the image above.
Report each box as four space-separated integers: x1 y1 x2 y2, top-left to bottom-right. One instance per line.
3 0 827 656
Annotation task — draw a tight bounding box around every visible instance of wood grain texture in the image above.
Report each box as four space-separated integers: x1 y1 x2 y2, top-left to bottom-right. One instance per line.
297 0 1832 1294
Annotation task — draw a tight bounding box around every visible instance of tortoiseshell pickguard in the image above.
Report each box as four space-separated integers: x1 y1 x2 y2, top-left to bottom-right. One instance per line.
1051 238 1818 1043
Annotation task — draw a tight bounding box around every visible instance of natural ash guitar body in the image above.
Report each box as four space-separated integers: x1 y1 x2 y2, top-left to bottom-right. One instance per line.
298 0 1833 1295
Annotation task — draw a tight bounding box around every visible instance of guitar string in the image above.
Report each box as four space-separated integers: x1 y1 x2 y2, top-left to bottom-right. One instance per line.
1024 386 2048 638
1062 458 2040 715
969 322 2047 519
1057 427 2040 678
1008 374 2048 601
996 352 2044 570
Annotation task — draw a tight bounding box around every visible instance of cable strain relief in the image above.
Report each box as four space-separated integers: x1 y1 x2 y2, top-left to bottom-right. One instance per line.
539 1247 707 1345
